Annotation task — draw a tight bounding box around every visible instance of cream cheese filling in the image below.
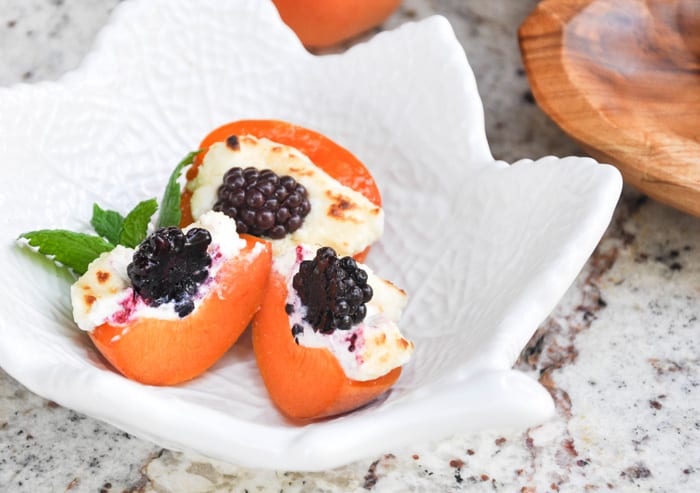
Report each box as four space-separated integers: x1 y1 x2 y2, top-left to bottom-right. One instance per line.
274 244 414 381
71 211 246 332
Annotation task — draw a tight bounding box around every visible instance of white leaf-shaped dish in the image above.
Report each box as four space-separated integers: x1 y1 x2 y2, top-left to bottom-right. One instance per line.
0 0 622 471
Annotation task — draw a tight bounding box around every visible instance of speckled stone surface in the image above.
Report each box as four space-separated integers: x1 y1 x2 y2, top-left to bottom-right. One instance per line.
1 0 699 491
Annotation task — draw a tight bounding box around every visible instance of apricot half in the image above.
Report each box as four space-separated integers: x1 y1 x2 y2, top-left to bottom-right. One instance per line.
89 234 272 386
252 270 401 420
181 119 382 262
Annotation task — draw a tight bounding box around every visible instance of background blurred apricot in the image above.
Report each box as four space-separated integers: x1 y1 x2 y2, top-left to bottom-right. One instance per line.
272 0 402 49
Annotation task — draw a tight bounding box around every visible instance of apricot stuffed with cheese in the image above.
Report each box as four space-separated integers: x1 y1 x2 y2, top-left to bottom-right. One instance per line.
71 211 272 385
252 244 414 420
181 120 383 260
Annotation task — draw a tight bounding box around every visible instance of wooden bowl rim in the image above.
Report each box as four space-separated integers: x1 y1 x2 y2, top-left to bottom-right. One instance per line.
518 0 700 216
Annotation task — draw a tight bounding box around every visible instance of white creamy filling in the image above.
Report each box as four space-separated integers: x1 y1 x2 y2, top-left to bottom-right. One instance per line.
71 211 245 332
187 135 384 258
276 244 413 381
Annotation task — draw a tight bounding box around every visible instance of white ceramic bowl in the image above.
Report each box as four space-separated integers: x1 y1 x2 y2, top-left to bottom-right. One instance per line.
0 0 621 471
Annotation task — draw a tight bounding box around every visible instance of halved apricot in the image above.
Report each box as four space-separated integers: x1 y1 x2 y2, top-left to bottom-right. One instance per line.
89 235 272 386
252 270 401 420
181 120 381 262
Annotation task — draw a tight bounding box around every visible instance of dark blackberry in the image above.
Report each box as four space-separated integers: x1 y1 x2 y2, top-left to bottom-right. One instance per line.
127 227 212 317
212 165 310 239
292 323 304 344
292 247 373 334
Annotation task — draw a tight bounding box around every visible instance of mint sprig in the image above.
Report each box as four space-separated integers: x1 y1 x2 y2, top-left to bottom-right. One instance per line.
90 198 159 248
91 204 125 245
20 230 115 275
19 151 197 275
118 198 158 248
158 150 200 228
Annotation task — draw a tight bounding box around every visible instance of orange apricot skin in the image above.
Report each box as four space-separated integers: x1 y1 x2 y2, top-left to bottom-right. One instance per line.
252 271 401 420
89 235 272 386
271 0 402 49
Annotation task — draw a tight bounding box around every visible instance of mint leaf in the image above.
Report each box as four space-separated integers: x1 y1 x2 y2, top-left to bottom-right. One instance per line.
91 203 125 245
158 151 200 228
19 230 114 275
118 198 158 248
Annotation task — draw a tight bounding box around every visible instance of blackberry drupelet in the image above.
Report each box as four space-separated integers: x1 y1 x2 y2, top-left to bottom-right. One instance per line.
213 166 310 239
292 247 373 334
127 227 212 317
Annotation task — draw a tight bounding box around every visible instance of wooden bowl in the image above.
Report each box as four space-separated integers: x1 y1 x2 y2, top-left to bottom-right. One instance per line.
519 0 700 216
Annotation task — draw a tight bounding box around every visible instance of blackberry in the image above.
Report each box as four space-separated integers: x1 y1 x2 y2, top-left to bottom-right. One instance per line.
292 247 373 334
127 227 212 317
213 165 310 239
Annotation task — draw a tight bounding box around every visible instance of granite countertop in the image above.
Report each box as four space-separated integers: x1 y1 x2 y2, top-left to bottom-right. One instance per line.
1 0 699 491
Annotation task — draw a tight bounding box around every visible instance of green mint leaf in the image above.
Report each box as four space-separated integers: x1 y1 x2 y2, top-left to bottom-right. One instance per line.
118 198 158 248
19 230 115 275
158 150 201 228
90 203 125 245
